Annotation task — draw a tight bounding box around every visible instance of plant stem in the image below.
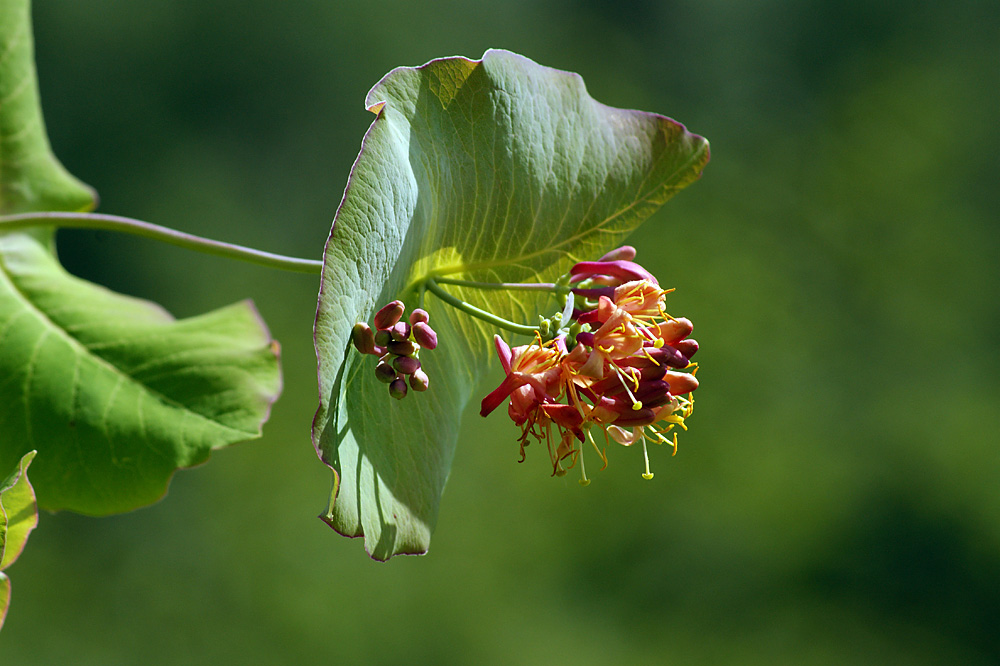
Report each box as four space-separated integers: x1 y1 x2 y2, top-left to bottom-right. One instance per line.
0 211 323 275
424 278 538 336
432 276 564 293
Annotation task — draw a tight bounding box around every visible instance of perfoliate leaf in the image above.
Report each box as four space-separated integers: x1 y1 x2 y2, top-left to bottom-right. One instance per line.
0 450 37 631
313 50 709 560
0 0 282 515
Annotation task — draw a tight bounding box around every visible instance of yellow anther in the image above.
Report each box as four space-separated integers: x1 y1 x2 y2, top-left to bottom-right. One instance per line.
631 401 643 411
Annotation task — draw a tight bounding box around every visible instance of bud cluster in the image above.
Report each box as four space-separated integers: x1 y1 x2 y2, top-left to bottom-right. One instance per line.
351 300 438 400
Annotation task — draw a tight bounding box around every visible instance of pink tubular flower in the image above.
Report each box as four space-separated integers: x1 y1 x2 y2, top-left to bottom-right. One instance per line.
480 335 564 421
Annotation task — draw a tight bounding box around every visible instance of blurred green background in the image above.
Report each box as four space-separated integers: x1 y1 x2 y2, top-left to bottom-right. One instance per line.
2 0 998 663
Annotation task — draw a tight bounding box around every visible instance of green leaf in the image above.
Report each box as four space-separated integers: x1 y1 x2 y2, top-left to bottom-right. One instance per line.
0 0 282 515
313 50 709 559
0 450 37 571
0 450 37 631
0 0 96 217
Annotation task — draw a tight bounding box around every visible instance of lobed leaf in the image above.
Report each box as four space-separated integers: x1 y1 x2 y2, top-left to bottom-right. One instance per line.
313 50 709 559
0 0 282 515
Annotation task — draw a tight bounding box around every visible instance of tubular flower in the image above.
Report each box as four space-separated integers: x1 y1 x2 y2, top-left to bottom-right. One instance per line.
480 334 585 469
480 247 700 483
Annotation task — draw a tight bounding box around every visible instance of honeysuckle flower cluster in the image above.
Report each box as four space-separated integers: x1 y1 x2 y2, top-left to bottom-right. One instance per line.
350 246 698 482
352 300 438 399
480 246 699 483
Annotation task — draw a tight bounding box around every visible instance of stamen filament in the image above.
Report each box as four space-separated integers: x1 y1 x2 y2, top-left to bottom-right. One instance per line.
641 440 654 480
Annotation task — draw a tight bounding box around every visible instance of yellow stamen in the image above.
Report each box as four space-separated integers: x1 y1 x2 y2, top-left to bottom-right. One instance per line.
612 364 643 410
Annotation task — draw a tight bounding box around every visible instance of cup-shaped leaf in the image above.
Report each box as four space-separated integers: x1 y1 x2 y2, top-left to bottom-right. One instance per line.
313 50 709 560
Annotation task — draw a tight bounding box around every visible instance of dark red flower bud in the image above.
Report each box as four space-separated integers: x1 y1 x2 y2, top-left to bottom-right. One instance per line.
387 339 417 356
392 355 421 375
374 360 397 383
412 322 438 350
374 300 405 330
390 321 411 342
389 377 408 399
611 407 657 427
589 365 667 395
671 338 698 361
409 309 430 325
351 322 376 355
409 369 430 392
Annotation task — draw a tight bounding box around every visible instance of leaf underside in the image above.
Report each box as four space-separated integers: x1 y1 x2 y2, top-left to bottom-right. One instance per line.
0 0 282 515
313 49 709 560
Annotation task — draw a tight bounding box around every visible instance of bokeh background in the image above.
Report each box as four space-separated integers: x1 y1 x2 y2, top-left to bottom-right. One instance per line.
2 0 998 663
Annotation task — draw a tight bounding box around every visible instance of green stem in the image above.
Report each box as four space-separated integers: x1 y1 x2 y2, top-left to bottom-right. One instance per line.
424 278 538 336
432 276 565 293
0 211 323 275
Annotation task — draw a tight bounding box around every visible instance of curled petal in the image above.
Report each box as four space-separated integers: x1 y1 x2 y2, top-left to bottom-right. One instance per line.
493 334 512 373
607 424 641 446
481 374 519 417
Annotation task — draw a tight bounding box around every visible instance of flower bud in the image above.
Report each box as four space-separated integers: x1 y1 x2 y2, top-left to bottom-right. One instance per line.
409 309 429 325
351 322 376 355
390 321 411 342
373 300 405 330
392 355 421 375
389 377 408 400
374 329 392 347
597 245 637 262
655 317 694 344
374 360 396 383
412 322 438 350
387 339 417 356
671 338 698 361
409 368 430 392
663 371 699 395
